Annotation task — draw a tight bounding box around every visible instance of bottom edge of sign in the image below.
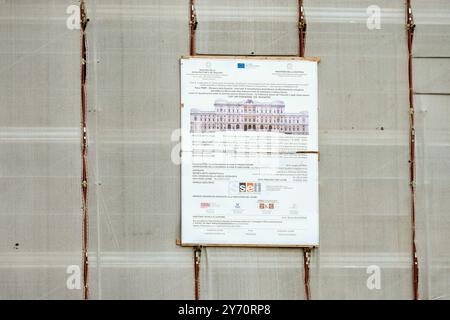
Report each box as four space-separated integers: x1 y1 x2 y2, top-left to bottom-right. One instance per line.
180 242 318 248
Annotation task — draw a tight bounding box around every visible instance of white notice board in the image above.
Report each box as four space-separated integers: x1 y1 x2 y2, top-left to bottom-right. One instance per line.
180 56 319 247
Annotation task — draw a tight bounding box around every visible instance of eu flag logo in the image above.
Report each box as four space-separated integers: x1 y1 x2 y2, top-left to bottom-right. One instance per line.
237 63 245 69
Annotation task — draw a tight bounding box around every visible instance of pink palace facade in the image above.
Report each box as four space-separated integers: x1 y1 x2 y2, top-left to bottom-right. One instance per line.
190 99 309 135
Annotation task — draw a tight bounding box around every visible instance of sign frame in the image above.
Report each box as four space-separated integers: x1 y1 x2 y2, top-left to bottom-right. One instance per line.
179 55 320 248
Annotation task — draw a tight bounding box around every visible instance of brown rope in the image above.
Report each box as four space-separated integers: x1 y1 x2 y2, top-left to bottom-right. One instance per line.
189 0 198 56
303 248 311 300
298 0 307 57
80 0 89 300
405 0 419 300
298 0 312 301
194 246 201 300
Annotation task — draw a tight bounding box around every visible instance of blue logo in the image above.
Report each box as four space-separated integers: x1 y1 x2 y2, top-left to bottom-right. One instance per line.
237 63 245 69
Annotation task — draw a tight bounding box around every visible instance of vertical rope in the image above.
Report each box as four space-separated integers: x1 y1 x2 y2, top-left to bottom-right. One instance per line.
405 0 419 300
298 0 312 301
80 0 89 300
303 248 311 300
189 0 198 56
298 0 307 57
194 246 201 300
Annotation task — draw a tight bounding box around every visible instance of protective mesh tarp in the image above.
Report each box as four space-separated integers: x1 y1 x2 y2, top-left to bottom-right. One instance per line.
305 0 412 299
84 0 193 299
413 0 450 300
0 0 448 300
0 0 81 299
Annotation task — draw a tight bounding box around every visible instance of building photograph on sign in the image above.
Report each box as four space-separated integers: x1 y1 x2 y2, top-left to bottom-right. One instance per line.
180 57 319 247
190 99 309 135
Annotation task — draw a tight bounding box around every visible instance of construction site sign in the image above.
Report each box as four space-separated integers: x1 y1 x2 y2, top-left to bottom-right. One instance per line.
180 56 319 247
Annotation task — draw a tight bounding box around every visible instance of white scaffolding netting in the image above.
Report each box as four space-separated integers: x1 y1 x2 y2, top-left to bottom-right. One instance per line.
0 0 448 299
